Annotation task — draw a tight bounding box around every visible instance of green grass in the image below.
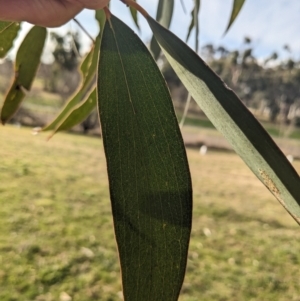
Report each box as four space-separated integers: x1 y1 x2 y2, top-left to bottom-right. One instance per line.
0 127 119 301
1 125 300 301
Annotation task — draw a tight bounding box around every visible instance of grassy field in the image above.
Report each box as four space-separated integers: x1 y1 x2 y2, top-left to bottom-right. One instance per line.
1 125 300 301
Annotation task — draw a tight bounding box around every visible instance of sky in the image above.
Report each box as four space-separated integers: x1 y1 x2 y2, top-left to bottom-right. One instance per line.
8 0 300 63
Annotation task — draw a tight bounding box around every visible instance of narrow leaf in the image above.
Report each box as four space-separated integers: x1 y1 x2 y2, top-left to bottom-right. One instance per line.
224 0 246 34
147 16 300 224
51 89 96 135
80 44 94 77
98 14 192 300
95 9 107 31
80 35 101 91
1 83 25 121
130 1 140 30
186 0 200 52
150 0 174 60
15 27 46 90
43 92 83 132
43 36 100 132
1 26 46 124
0 22 20 58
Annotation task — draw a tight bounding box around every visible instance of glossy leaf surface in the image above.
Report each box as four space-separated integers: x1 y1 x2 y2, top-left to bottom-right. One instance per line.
147 16 300 224
0 22 20 58
1 26 46 124
98 14 192 301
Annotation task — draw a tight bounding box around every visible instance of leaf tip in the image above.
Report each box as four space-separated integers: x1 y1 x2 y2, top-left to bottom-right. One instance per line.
46 132 54 141
1 113 8 125
223 0 246 36
121 0 149 18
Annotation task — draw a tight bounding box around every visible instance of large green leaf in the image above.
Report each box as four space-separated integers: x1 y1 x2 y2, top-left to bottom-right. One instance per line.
147 16 300 224
98 14 192 300
150 0 174 60
224 0 246 34
1 26 46 124
0 22 20 58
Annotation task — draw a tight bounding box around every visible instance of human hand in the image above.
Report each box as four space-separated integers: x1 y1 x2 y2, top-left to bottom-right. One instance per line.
0 0 110 27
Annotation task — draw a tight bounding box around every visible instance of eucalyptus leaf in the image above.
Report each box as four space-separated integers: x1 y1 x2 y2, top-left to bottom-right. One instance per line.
1 26 46 124
81 35 100 92
1 83 25 124
150 0 174 60
42 87 94 132
224 0 246 34
43 12 105 133
0 22 20 58
95 9 107 32
186 0 200 51
98 14 192 300
80 44 94 78
130 1 140 30
147 16 300 224
51 89 97 135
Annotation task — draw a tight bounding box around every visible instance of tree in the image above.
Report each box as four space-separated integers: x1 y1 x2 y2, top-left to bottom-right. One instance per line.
1 1 300 300
45 31 81 95
51 31 80 72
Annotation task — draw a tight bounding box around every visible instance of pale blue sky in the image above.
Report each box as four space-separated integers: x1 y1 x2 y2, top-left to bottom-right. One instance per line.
12 0 300 62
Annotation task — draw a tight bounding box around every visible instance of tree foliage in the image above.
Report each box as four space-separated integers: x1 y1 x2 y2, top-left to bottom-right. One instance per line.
50 31 81 71
1 1 300 300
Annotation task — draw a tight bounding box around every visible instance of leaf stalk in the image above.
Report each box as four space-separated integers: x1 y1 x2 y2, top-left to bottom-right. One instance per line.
120 0 149 18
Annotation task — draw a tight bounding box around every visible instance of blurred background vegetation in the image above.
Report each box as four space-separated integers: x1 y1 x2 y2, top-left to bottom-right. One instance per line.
1 32 300 152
